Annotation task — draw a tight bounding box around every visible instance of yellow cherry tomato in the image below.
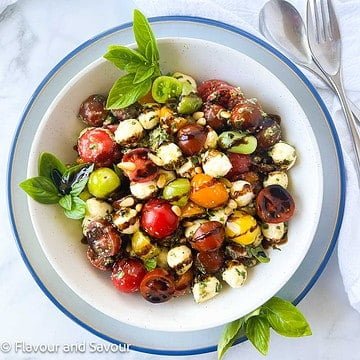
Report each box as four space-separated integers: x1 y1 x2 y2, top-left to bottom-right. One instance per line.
190 174 229 209
225 211 261 245
180 201 205 218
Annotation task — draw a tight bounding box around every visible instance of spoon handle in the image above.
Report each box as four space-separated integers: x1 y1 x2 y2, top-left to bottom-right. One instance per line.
304 63 360 126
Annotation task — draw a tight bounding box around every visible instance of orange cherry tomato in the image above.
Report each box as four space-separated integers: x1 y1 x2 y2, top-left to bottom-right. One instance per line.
190 174 229 209
180 201 205 218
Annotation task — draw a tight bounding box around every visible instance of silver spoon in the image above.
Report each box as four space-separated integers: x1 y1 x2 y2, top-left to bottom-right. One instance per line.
259 0 360 124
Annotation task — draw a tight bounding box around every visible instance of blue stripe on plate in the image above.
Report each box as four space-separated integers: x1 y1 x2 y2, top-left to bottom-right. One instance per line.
7 15 345 356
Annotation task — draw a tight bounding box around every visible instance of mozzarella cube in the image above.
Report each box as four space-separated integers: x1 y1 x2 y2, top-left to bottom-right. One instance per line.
208 208 229 225
230 180 255 207
176 158 197 178
138 104 160 130
114 119 144 146
130 180 157 200
167 245 193 275
261 222 286 241
85 198 113 219
156 143 183 169
268 142 297 170
263 171 289 188
192 276 221 303
222 262 248 288
202 150 232 178
112 208 139 234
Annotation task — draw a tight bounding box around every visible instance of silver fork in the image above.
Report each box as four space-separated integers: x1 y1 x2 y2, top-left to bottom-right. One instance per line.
307 0 360 183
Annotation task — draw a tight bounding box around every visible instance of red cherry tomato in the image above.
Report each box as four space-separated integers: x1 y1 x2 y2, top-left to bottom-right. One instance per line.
140 268 175 303
256 185 295 223
207 85 245 109
203 103 227 130
190 221 225 252
174 270 194 297
198 79 230 102
196 249 225 274
77 128 120 167
122 148 158 183
176 124 208 156
85 219 121 257
225 153 252 181
141 199 179 239
111 258 147 293
86 247 114 271
78 94 109 127
230 101 263 132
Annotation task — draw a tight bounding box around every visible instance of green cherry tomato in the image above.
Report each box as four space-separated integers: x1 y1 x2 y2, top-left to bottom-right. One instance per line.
88 168 121 198
152 76 183 103
218 131 245 150
79 187 92 201
177 94 203 114
228 135 258 154
163 178 191 206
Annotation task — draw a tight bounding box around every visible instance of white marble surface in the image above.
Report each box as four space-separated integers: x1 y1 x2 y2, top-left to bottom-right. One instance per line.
1 0 360 359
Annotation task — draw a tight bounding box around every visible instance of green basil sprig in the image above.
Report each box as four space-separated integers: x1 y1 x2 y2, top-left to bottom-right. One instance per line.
217 297 312 359
19 152 93 220
103 9 161 109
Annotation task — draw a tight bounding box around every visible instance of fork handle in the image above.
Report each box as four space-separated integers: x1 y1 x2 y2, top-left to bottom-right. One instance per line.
305 63 360 126
327 71 360 183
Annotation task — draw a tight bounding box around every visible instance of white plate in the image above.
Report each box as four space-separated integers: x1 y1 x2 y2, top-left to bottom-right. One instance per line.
7 17 345 354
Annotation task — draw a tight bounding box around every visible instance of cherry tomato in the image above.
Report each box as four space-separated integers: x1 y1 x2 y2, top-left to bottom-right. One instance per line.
111 258 147 293
225 153 252 181
111 103 141 121
85 219 121 257
196 249 225 274
176 124 208 156
141 199 179 239
190 221 225 252
140 268 175 303
255 117 282 149
203 103 227 130
86 247 114 271
256 185 295 223
78 94 109 127
174 270 194 297
207 85 245 109
77 128 120 167
152 76 183 103
190 174 229 209
180 201 205 219
230 101 263 132
122 148 158 183
197 80 230 102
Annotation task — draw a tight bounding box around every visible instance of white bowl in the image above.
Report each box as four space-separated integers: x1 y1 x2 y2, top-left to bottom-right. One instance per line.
27 38 323 332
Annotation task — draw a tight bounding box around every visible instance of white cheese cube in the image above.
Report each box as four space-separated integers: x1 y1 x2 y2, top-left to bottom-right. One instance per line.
167 245 193 275
112 208 139 234
130 180 157 200
202 150 232 178
263 171 289 188
114 119 144 146
261 222 286 241
156 143 183 169
192 276 221 303
230 180 255 207
222 262 247 288
268 142 296 170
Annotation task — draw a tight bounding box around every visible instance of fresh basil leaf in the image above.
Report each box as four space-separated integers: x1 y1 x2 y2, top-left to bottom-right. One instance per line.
247 245 270 263
59 194 73 211
19 176 60 204
38 152 67 180
144 258 157 271
261 297 312 337
103 45 147 72
133 65 155 84
133 9 159 61
68 164 94 196
63 196 86 220
217 318 244 360
106 73 152 109
245 316 270 356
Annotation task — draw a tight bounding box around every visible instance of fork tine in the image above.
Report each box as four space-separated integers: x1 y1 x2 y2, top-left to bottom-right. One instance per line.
327 0 340 41
320 0 330 40
312 0 322 43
